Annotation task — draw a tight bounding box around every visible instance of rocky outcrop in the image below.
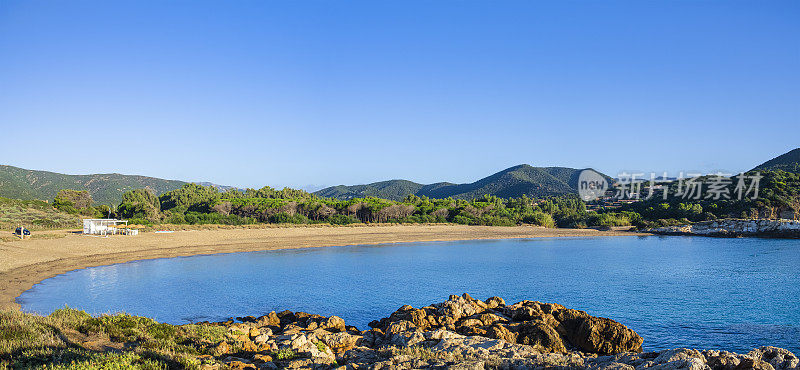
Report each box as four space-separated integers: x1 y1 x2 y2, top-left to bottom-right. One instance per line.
194 295 798 370
367 294 642 355
646 218 800 238
200 310 363 369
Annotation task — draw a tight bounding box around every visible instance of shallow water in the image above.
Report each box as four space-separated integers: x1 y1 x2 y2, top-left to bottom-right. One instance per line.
18 236 800 352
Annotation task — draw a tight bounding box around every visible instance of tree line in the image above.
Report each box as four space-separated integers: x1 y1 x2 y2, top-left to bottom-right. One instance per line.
50 169 799 229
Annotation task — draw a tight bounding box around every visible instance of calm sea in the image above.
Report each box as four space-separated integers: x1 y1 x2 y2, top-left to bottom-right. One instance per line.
18 236 800 352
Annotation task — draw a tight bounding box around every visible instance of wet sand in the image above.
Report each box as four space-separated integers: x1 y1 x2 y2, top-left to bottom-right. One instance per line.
0 224 644 311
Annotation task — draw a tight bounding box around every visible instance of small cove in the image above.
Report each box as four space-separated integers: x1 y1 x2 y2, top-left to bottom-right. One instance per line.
18 236 800 352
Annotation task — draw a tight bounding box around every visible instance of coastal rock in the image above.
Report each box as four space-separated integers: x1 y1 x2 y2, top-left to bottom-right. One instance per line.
320 316 346 332
430 330 541 359
486 296 506 308
320 331 361 354
703 350 745 369
646 218 800 238
486 323 517 343
254 333 271 345
516 320 566 353
645 348 707 369
213 340 231 355
222 357 257 370
369 294 642 355
200 296 795 370
561 314 644 354
749 347 800 370
256 312 281 328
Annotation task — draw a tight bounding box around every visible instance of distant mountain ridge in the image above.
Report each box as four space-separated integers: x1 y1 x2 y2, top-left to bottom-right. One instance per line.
193 182 244 192
315 165 611 201
0 165 187 205
752 148 800 173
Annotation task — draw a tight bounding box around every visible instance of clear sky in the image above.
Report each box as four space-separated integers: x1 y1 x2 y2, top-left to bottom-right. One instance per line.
0 1 797 190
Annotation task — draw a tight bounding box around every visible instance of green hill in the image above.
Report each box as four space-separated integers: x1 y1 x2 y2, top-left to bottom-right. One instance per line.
315 165 610 200
0 165 186 205
752 148 800 173
315 180 433 201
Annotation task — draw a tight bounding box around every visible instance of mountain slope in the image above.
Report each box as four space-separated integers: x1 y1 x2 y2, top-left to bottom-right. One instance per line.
315 165 609 200
0 165 186 205
752 148 800 173
315 180 431 200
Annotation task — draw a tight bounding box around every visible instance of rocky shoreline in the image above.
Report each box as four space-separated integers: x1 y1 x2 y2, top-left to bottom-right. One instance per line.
645 219 800 238
197 294 798 369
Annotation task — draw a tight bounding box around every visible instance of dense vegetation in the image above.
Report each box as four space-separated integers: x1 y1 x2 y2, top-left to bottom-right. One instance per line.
3 171 797 233
611 170 800 228
0 165 186 206
107 183 645 229
103 168 798 230
316 165 611 201
113 183 579 228
50 190 114 220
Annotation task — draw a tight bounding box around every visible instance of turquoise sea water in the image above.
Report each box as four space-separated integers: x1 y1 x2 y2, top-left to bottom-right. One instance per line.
18 236 800 352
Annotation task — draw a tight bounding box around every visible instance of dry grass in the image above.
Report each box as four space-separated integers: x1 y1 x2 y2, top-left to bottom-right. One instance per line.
0 197 80 231
0 308 227 369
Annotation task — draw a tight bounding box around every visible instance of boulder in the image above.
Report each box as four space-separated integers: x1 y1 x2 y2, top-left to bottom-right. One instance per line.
749 347 799 370
555 309 643 354
253 333 270 345
367 295 642 355
320 315 346 332
517 320 567 353
321 331 362 354
256 312 280 328
251 354 272 364
213 341 231 355
735 358 775 370
486 323 517 344
485 296 506 308
478 312 507 326
704 350 745 369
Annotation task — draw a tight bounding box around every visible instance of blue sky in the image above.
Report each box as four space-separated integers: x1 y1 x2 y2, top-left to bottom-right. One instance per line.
0 1 797 189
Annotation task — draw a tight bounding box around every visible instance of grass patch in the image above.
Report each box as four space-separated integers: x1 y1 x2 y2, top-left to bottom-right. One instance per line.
0 197 80 231
0 308 225 369
273 348 297 360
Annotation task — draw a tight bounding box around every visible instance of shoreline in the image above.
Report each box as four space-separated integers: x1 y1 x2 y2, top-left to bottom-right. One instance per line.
3 293 796 369
0 224 644 311
645 218 800 238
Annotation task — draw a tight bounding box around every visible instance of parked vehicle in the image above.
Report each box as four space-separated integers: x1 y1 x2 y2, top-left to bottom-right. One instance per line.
14 227 31 236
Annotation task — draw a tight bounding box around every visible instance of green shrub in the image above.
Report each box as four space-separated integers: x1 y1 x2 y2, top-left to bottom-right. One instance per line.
521 211 555 228
325 214 361 225
451 215 474 225
49 307 92 327
274 348 296 360
163 212 187 224
126 218 153 226
184 213 200 224
269 212 308 224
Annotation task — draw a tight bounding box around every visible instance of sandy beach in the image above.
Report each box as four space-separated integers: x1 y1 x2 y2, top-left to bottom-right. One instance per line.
0 224 643 311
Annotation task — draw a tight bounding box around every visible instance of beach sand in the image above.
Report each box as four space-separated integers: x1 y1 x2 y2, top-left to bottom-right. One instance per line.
0 224 643 311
